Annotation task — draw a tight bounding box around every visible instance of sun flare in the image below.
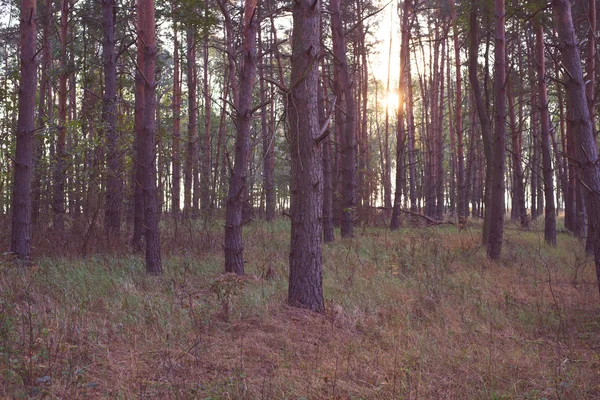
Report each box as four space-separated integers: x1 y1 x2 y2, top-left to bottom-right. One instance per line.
385 91 400 111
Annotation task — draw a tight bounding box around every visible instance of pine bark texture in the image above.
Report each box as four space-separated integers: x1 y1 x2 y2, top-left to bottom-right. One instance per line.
391 0 411 230
137 0 162 274
288 0 325 313
103 0 122 235
487 0 506 260
224 0 258 275
10 0 37 261
468 0 494 245
553 0 600 293
53 0 69 233
172 21 181 214
535 23 556 246
331 0 356 238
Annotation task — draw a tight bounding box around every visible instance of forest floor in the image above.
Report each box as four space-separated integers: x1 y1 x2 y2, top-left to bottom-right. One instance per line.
1 216 600 399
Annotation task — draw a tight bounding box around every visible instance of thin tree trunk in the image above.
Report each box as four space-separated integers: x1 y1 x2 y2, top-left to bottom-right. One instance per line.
184 29 197 217
487 0 507 260
331 0 356 238
507 66 528 229
383 7 393 218
103 0 122 235
535 23 556 246
53 0 69 233
33 0 51 227
321 73 334 242
469 0 494 244
391 0 411 230
201 28 211 212
436 30 447 220
172 18 181 214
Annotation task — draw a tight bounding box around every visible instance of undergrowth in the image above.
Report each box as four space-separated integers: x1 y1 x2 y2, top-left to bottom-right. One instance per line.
0 217 599 399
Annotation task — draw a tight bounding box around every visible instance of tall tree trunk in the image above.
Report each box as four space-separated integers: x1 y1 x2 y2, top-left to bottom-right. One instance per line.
224 0 258 275
535 23 556 246
469 0 494 243
10 0 36 261
391 0 411 230
383 7 393 218
260 24 275 221
184 29 197 217
436 30 447 220
137 0 161 274
450 0 465 223
53 0 69 233
586 0 596 252
331 0 356 238
288 0 324 313
103 0 122 235
321 74 334 243
553 0 600 293
33 0 51 227
507 67 528 229
487 0 506 260
407 41 417 213
201 28 211 212
172 18 181 214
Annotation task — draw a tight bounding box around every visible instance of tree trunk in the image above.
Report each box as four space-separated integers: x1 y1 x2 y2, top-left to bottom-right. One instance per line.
507 68 528 229
553 0 600 294
10 0 36 261
184 29 197 217
468 0 494 244
487 0 506 260
383 8 393 219
53 0 69 233
172 18 181 214
224 0 258 275
331 0 356 238
201 28 211 212
260 25 275 221
535 23 556 246
436 31 447 220
288 0 324 313
33 0 51 227
103 0 122 235
137 0 162 274
391 0 412 230
321 79 334 243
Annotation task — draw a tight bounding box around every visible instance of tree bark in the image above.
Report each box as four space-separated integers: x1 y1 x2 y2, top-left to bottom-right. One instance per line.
53 0 69 233
33 0 51 227
507 68 528 229
201 28 211 212
172 18 181 214
331 0 356 238
468 0 494 244
487 0 506 260
224 0 258 275
553 0 600 294
10 0 36 261
103 0 122 235
288 0 325 313
534 23 556 246
184 29 197 217
391 0 412 230
137 0 162 274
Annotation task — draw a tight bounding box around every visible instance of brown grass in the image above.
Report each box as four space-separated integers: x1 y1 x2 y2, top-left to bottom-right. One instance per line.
1 216 599 399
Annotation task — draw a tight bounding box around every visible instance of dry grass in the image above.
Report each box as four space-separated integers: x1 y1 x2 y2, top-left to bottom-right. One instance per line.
1 216 600 399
